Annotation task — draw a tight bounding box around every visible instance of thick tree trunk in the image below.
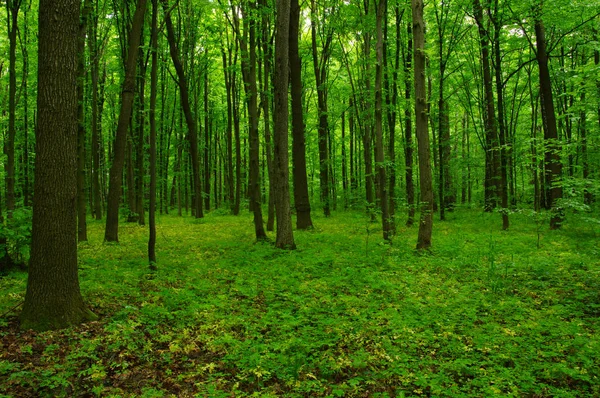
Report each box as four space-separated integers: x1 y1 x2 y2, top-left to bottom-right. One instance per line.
534 18 563 229
412 0 434 250
104 0 147 241
162 0 204 219
20 0 96 330
290 0 313 230
273 0 295 249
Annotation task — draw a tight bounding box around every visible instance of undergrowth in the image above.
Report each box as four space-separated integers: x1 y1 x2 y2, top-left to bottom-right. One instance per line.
0 208 599 397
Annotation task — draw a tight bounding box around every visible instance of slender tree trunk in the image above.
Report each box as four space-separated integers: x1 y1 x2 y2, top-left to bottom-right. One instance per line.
77 0 92 242
310 0 332 217
273 0 295 249
5 0 21 218
474 0 500 213
375 0 391 240
290 0 313 229
412 0 434 250
148 0 158 267
534 18 563 229
136 39 147 226
20 0 97 330
404 22 415 226
162 0 203 219
89 9 102 220
104 0 147 242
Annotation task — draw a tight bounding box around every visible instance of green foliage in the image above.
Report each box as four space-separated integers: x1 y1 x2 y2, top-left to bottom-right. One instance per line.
0 210 599 396
0 207 32 266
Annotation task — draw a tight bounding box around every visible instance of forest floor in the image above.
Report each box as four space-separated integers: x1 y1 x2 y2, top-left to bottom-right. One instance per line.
0 207 599 397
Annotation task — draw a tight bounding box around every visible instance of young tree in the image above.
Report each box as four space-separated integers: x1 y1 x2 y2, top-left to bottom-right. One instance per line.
273 0 295 249
412 0 434 250
148 0 158 267
105 0 148 242
20 0 97 330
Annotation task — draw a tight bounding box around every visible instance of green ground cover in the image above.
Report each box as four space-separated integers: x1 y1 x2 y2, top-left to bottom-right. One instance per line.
0 209 599 397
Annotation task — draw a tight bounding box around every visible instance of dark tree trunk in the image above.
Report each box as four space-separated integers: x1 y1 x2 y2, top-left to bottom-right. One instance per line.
5 0 21 218
375 0 391 240
534 18 563 229
491 2 509 230
204 74 210 212
290 0 313 230
162 0 203 219
404 22 415 226
77 0 92 241
148 0 158 267
89 8 102 220
104 0 147 242
273 0 295 249
136 38 147 226
233 1 267 240
474 0 500 213
20 0 96 330
310 0 332 217
412 0 434 250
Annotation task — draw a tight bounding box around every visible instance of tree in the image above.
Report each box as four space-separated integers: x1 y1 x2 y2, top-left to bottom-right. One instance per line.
105 0 148 242
412 0 434 250
290 0 314 230
273 0 295 249
20 0 97 330
374 0 391 240
148 0 158 267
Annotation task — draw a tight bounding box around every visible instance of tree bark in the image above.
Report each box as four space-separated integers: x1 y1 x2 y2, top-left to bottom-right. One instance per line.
375 0 391 240
404 22 415 226
162 0 204 219
104 0 147 241
412 0 434 250
534 18 563 229
273 0 295 249
20 0 96 330
148 0 158 267
290 0 313 230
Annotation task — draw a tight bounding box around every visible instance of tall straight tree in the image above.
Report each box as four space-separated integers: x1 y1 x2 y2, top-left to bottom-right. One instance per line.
273 0 295 249
162 0 204 219
310 0 334 217
148 0 158 266
412 0 434 250
89 3 103 220
4 0 22 218
77 0 92 242
20 0 96 330
229 0 266 240
104 0 148 242
404 21 415 226
374 0 391 240
290 0 313 230
534 13 563 229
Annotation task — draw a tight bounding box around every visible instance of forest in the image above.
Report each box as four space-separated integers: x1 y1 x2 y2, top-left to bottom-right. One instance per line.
0 0 599 395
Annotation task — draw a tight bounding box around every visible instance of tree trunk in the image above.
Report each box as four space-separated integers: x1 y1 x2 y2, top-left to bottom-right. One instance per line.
473 0 500 213
273 0 295 249
5 0 21 218
404 22 415 226
290 0 313 230
89 8 102 220
162 0 204 219
375 0 391 240
104 0 147 241
310 0 332 217
20 0 96 330
534 18 563 229
412 0 434 250
148 0 158 267
136 38 147 226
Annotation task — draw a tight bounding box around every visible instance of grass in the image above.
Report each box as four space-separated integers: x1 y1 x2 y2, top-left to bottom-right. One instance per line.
0 207 599 397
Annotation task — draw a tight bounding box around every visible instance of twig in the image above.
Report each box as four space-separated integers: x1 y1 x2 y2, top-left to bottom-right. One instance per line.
0 301 24 318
